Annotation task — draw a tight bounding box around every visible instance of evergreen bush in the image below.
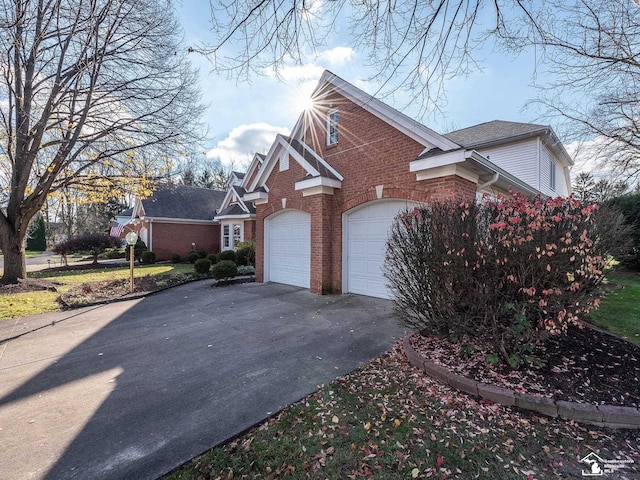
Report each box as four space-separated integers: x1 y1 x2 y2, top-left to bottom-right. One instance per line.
187 251 199 264
194 258 212 274
212 259 237 280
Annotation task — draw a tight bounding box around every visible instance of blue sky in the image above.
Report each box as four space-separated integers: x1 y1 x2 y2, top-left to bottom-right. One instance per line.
177 3 552 171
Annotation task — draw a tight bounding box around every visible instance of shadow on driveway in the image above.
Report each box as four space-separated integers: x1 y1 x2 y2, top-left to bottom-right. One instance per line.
0 282 405 480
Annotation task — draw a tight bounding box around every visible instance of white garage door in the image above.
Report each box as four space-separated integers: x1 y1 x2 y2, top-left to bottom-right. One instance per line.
266 210 311 288
344 200 416 299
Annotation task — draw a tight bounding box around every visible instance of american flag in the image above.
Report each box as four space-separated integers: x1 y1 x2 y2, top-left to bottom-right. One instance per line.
109 221 125 237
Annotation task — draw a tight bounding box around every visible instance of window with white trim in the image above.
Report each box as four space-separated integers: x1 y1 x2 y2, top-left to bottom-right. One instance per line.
222 222 243 250
223 224 230 248
549 159 556 191
233 224 241 246
327 109 339 145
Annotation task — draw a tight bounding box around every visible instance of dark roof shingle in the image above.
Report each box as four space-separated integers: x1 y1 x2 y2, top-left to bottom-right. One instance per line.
444 120 549 148
142 184 226 221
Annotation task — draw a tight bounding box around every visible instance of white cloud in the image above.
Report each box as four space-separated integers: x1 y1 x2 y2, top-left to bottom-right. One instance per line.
317 47 354 65
206 123 289 168
265 63 325 81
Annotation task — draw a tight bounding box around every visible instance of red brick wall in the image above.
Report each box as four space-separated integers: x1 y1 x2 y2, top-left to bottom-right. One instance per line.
244 219 256 242
146 221 220 261
255 90 478 294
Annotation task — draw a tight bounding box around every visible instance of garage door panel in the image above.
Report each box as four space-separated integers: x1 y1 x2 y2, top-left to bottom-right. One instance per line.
267 210 310 288
345 200 416 299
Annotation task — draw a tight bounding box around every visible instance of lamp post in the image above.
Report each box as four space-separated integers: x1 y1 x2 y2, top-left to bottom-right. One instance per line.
125 231 138 293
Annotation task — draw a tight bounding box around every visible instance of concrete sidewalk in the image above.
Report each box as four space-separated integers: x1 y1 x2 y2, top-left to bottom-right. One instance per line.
0 281 405 480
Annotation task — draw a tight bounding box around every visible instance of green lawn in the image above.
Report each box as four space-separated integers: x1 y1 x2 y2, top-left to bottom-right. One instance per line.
589 272 640 343
0 263 195 320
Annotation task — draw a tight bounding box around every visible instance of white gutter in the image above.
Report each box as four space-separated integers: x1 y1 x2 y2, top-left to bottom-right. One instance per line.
477 172 499 191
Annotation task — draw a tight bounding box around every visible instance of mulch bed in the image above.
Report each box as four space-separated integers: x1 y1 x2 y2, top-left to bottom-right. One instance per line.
57 273 191 308
411 324 640 408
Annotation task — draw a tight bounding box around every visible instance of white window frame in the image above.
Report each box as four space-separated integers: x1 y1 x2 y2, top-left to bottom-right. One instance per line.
549 159 556 191
223 224 230 249
221 221 244 250
327 109 339 145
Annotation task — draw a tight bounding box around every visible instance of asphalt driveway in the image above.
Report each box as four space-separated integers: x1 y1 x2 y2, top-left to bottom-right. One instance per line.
0 281 405 480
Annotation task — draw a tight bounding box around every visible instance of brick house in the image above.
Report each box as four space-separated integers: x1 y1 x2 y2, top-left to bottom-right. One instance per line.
213 154 264 250
242 70 573 299
120 184 226 261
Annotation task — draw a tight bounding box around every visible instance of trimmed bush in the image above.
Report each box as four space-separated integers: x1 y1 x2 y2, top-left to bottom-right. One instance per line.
207 253 219 264
385 193 608 368
194 258 212 274
218 249 237 263
171 253 181 263
198 250 207 259
141 250 156 264
187 251 199 264
235 240 255 266
212 259 237 280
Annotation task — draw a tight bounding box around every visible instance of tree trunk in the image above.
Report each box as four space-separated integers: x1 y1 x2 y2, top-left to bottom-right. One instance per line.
1 227 27 284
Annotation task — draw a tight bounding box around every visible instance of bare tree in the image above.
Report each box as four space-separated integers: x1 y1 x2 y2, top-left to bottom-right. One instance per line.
0 0 204 283
205 0 640 183
522 1 640 186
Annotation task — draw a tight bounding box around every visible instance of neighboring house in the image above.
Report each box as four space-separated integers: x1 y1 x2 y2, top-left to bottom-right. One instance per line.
241 70 573 299
119 184 226 261
213 155 264 250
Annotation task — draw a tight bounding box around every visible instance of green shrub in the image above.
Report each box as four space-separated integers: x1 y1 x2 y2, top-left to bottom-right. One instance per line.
235 240 255 266
171 253 181 263
606 193 640 270
105 248 126 259
141 250 156 264
385 193 608 368
207 253 219 264
212 259 237 280
237 265 255 275
218 249 237 263
194 258 212 274
198 250 207 259
187 251 199 264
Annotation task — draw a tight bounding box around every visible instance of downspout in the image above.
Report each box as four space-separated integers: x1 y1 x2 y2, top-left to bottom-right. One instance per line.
477 172 500 192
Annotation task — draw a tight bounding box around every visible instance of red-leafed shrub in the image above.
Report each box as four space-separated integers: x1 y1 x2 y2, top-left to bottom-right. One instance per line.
385 193 611 368
53 233 122 265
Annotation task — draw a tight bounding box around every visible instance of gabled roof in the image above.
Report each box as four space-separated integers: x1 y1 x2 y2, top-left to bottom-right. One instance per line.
248 134 343 192
240 153 265 189
291 70 460 153
116 207 133 218
445 120 574 167
138 184 226 221
288 137 340 181
215 183 256 220
445 120 549 148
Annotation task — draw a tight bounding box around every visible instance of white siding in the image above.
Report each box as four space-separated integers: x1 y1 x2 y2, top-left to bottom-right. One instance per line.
539 144 569 197
475 139 538 192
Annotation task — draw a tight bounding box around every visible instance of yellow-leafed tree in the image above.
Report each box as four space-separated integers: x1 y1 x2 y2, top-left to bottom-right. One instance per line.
0 0 203 283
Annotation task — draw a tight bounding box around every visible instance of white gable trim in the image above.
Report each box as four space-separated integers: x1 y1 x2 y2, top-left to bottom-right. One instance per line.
218 187 250 214
291 70 460 152
241 154 265 189
249 135 341 192
295 176 342 191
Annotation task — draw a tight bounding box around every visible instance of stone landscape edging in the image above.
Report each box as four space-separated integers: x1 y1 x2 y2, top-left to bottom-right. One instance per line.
402 336 640 429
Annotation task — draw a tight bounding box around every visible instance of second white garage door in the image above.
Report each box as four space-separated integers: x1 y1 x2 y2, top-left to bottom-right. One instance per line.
265 210 311 288
344 200 417 299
